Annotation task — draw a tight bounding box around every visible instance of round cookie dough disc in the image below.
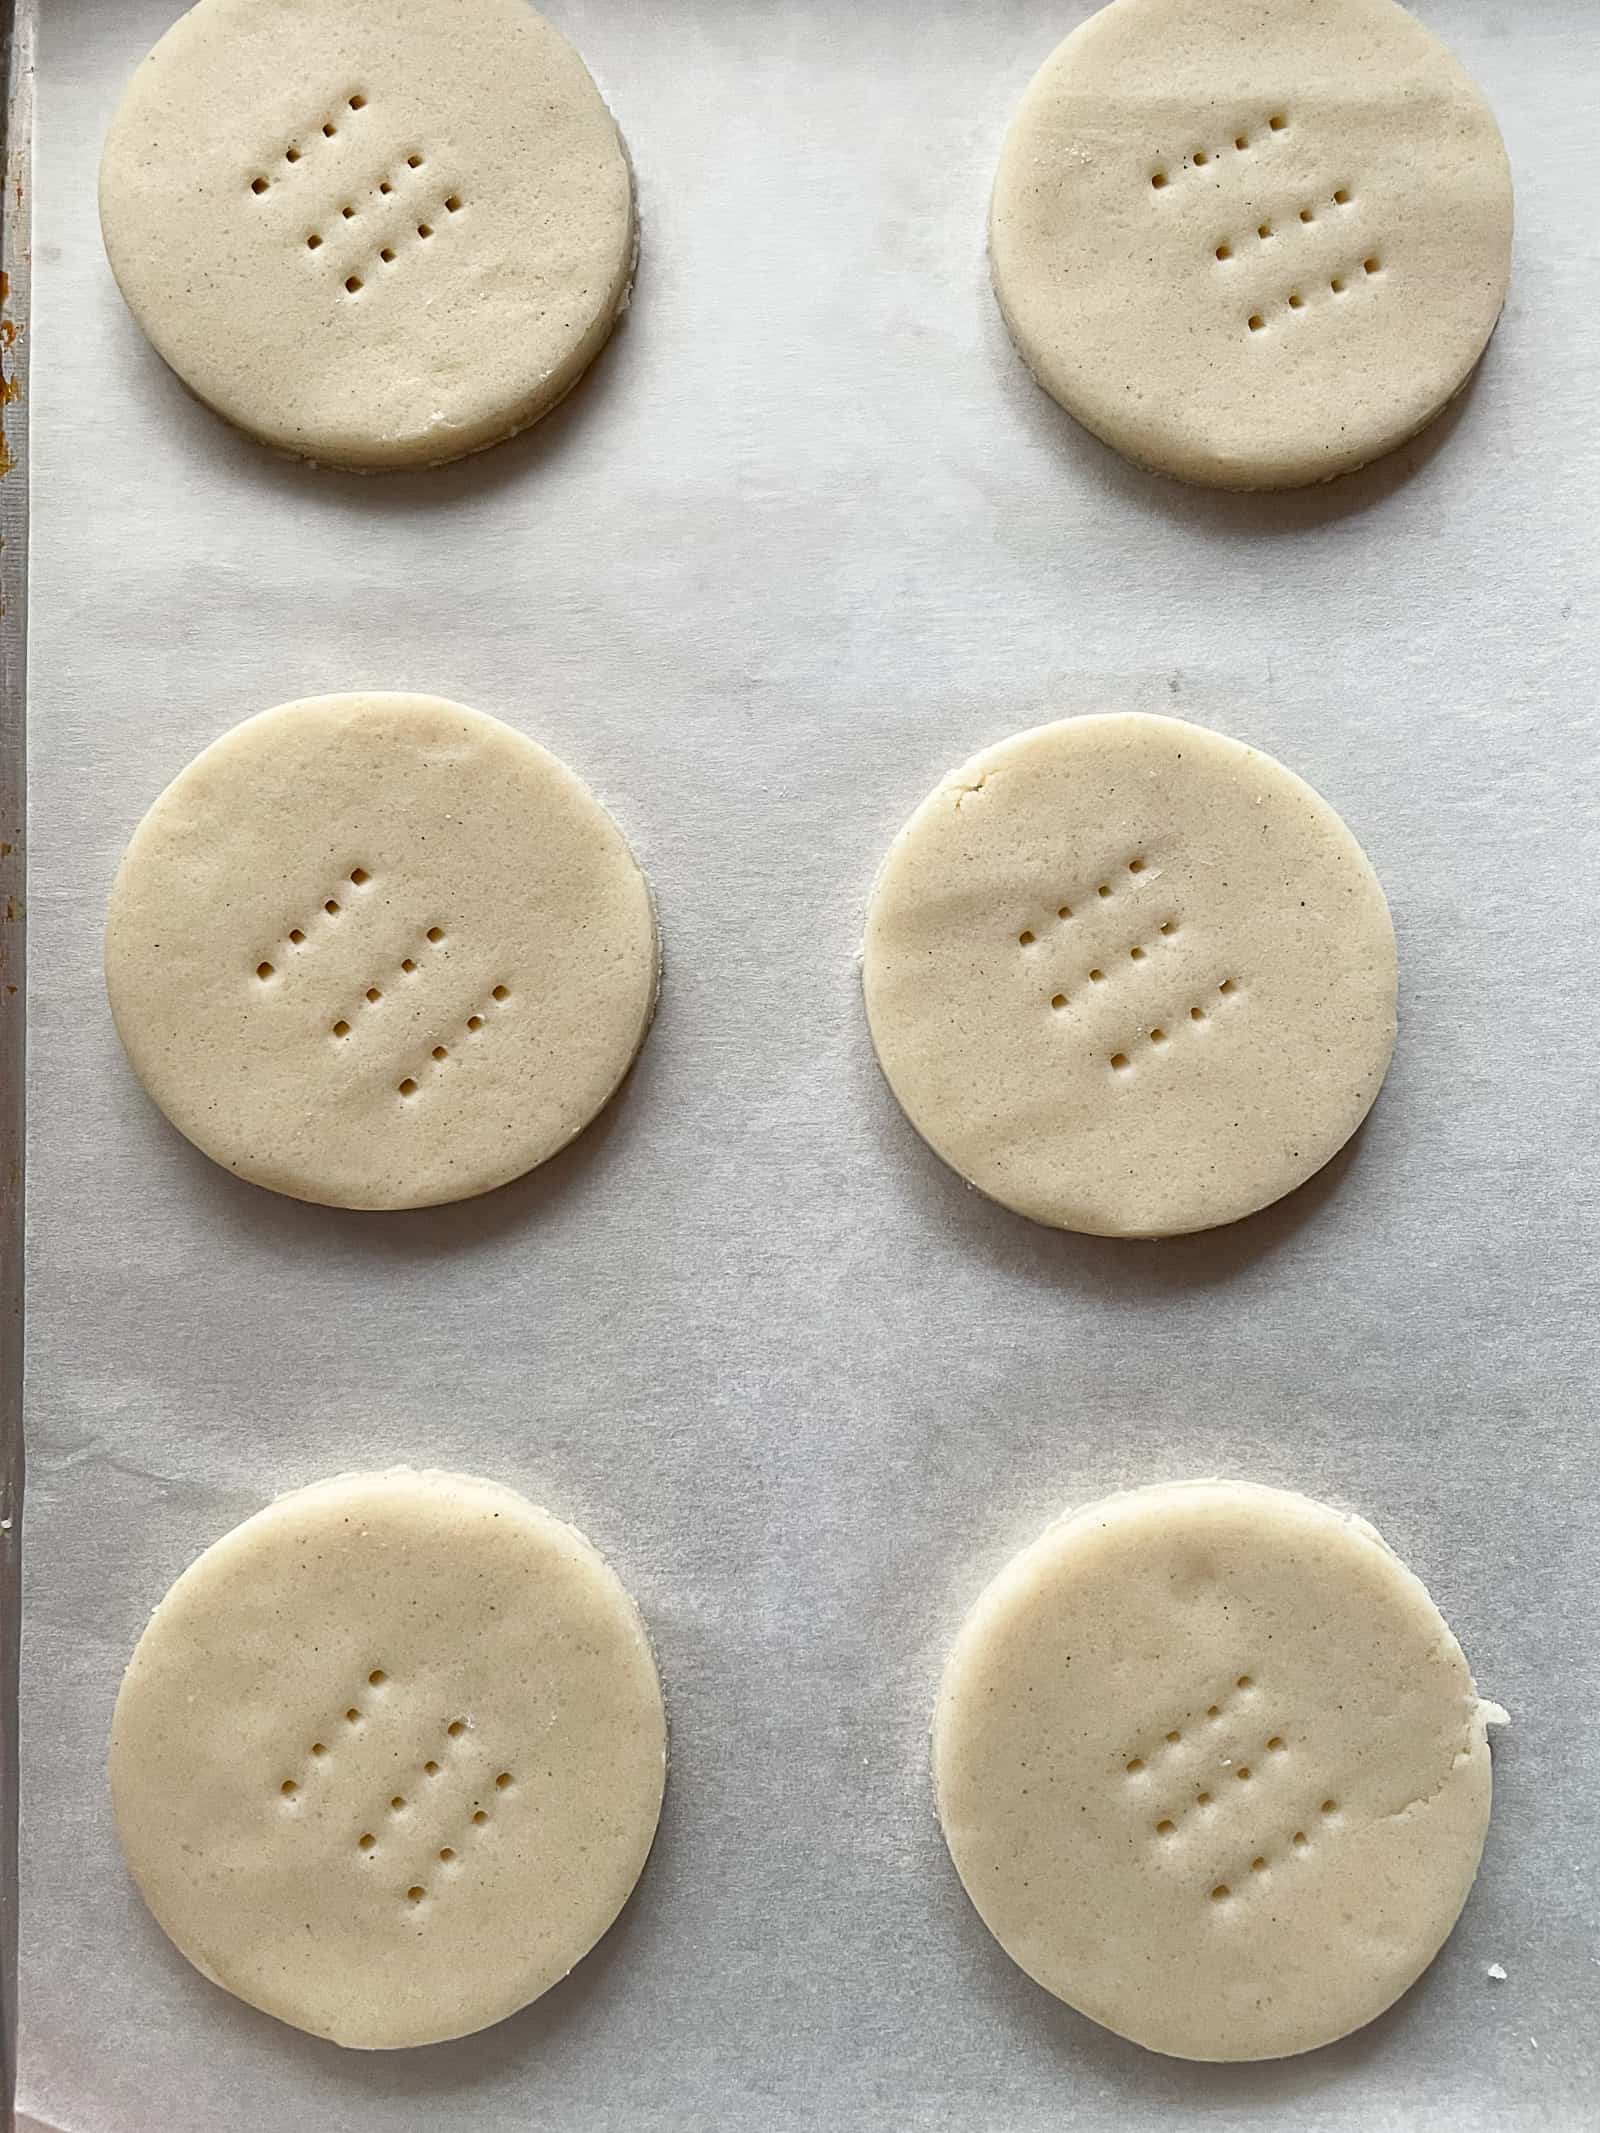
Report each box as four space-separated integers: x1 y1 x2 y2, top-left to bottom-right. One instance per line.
862 714 1396 1237
933 1482 1498 2062
100 0 635 469
990 0 1513 488
111 1469 667 2050
105 692 658 1210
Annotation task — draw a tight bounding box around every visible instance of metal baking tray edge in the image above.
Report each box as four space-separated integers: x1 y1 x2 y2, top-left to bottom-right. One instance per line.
0 0 32 2127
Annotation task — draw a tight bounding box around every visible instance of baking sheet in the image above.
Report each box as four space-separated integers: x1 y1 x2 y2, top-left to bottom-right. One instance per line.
18 1 1600 2127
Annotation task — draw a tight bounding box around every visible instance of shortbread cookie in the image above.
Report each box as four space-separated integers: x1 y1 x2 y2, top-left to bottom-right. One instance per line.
100 0 635 467
105 693 657 1209
991 0 1513 487
933 1481 1499 2060
111 1470 667 2049
862 714 1396 1236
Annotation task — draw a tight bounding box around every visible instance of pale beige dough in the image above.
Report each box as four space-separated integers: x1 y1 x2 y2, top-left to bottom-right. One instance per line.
862 714 1396 1237
100 0 635 469
991 0 1513 488
933 1481 1500 2061
105 692 658 1210
111 1469 667 2050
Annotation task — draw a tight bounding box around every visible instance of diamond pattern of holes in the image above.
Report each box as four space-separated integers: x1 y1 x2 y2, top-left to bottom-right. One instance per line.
339 182 464 297
252 101 464 295
1108 976 1241 1074
1017 857 1187 1020
284 133 464 298
253 866 374 984
1183 143 1379 336
335 1704 518 1917
396 983 511 1100
1149 111 1289 192
1126 1678 1341 1901
326 921 448 1043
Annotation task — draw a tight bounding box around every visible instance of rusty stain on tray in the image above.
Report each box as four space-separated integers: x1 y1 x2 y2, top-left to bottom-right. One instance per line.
0 265 18 472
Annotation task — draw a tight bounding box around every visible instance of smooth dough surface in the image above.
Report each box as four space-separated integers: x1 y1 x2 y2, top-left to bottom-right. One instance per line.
933 1482 1498 2062
111 1469 667 2050
100 0 635 468
105 692 657 1210
862 714 1396 1237
991 0 1513 488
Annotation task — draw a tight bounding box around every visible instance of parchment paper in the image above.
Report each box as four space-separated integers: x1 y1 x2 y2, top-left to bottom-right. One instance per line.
19 2 1600 2127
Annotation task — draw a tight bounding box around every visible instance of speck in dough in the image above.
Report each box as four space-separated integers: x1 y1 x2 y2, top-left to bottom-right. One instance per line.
933 1481 1500 2061
990 0 1513 488
104 692 658 1210
111 1469 667 2050
862 714 1396 1237
99 0 636 468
